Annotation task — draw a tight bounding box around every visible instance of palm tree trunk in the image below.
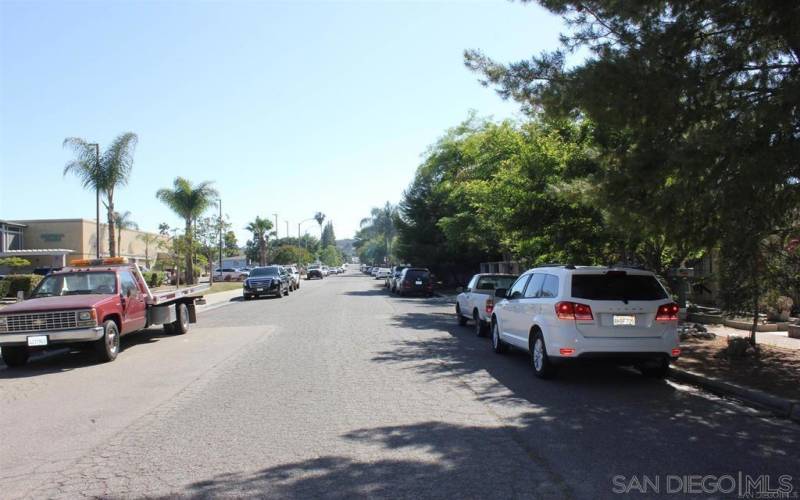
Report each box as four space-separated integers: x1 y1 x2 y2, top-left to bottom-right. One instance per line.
107 194 116 257
117 227 122 257
184 219 193 285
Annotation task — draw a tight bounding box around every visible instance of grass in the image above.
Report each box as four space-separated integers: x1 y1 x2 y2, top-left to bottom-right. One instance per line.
206 281 245 294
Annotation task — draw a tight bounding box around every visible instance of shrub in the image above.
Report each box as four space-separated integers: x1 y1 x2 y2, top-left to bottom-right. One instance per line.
142 271 166 288
4 274 43 298
0 279 9 298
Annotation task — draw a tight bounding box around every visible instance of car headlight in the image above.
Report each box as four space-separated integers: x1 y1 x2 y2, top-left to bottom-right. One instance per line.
78 311 92 321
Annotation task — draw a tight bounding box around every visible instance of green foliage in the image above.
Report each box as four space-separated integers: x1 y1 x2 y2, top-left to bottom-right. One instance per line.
114 210 138 256
63 133 138 257
224 231 239 257
4 274 43 298
271 245 314 265
318 245 344 266
320 221 336 248
141 271 167 288
0 257 31 269
355 202 398 265
0 279 9 298
245 216 274 266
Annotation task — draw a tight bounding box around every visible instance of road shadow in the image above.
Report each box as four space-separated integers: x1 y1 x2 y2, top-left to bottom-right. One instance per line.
342 288 389 297
0 327 174 377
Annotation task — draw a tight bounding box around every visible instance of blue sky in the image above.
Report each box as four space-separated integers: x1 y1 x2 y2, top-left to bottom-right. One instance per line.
0 0 564 244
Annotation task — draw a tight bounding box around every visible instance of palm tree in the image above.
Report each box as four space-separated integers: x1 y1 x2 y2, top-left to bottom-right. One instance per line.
137 233 162 268
63 133 138 257
360 202 398 259
156 177 218 285
314 212 326 237
245 217 274 266
114 211 139 256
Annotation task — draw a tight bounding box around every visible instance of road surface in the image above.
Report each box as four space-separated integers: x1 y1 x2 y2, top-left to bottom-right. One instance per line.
1 269 798 498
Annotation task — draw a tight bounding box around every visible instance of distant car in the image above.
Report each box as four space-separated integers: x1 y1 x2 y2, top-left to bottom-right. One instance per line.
370 267 380 277
375 267 391 279
387 265 409 292
243 266 290 299
396 267 433 296
455 273 518 336
490 265 680 379
283 266 301 290
307 264 324 280
322 266 330 276
214 268 249 281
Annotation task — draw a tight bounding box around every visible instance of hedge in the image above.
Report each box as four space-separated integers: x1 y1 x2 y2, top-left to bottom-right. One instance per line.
141 271 167 288
0 279 9 298
3 274 43 298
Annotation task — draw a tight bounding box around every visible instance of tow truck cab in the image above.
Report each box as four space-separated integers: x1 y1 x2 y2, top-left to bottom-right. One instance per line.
0 257 208 368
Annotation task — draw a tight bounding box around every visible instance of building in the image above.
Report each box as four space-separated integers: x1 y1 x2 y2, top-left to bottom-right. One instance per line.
0 219 168 273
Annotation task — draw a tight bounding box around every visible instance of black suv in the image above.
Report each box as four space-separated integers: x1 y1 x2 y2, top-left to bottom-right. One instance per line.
243 266 291 300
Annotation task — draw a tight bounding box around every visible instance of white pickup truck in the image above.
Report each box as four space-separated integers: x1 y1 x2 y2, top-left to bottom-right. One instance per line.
455 273 518 336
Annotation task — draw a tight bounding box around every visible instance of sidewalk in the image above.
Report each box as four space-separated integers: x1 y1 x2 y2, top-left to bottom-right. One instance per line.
702 323 800 350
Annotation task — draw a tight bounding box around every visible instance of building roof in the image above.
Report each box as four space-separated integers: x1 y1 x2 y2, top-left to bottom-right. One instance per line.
0 249 74 257
0 220 27 228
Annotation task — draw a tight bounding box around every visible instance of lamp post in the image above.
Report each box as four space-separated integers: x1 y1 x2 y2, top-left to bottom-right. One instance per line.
298 218 316 248
218 198 223 280
87 143 100 258
285 220 289 241
273 213 279 238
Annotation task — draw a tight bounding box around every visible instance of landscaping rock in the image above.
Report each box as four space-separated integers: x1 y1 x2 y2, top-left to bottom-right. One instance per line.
678 322 715 341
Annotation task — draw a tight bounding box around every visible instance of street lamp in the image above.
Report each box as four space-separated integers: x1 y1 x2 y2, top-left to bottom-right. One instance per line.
87 143 100 258
273 213 279 238
298 217 316 247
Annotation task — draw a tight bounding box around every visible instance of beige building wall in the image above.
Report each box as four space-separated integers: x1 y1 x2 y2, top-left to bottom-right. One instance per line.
17 219 169 267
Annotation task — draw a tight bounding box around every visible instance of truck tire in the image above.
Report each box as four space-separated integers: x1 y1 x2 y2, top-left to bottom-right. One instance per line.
1 346 29 368
95 319 120 362
474 310 486 337
171 303 189 335
456 304 467 326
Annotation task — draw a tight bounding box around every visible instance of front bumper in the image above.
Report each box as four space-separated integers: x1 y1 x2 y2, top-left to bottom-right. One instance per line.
0 326 105 346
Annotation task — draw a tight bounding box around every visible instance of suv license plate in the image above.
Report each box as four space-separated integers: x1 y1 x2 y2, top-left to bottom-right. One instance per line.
415 280 423 285
27 335 48 347
613 315 636 326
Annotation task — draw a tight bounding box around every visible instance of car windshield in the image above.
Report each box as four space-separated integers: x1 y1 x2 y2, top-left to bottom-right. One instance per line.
31 272 117 297
475 276 517 291
249 267 279 277
404 269 430 280
571 273 668 301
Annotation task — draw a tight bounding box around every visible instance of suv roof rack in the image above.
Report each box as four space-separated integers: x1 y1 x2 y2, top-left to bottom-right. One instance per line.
534 263 576 269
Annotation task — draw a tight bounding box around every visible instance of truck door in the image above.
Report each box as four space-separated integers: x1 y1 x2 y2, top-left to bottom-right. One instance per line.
119 270 147 333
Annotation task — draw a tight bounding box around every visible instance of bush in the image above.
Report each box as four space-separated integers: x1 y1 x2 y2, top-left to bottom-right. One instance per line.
142 271 166 288
0 279 9 298
4 274 43 298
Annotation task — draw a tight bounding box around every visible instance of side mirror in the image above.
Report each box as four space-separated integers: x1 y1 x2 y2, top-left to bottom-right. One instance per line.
456 287 463 293
494 288 507 298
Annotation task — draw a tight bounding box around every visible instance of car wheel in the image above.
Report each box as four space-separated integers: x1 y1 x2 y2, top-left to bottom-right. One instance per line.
171 303 189 335
95 319 120 362
474 311 486 337
491 321 507 354
1 346 29 368
639 358 670 378
456 304 467 326
530 330 557 379
243 294 252 301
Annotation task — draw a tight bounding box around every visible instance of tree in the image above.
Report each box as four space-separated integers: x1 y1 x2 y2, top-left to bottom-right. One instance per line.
320 221 337 248
63 133 138 257
158 223 170 236
314 212 326 237
359 202 398 261
272 245 314 265
466 1 800 342
156 177 218 285
0 257 31 273
137 233 163 268
224 231 239 257
245 216 274 266
319 245 343 267
113 211 138 256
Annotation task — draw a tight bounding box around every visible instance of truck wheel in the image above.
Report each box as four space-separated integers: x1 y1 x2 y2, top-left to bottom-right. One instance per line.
456 304 467 326
1 346 29 368
95 320 120 362
171 303 189 335
163 322 175 334
474 311 486 337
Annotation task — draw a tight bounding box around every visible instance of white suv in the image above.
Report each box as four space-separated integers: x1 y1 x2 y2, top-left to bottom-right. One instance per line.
490 265 680 379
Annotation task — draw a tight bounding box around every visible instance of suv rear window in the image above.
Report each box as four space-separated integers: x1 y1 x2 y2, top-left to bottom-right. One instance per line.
571 273 668 301
404 269 430 280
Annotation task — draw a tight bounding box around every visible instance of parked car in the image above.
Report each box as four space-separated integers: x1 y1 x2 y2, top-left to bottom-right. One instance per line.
395 267 433 296
374 267 391 279
243 266 291 300
0 257 207 367
386 265 409 292
455 273 518 336
307 264 324 280
490 265 680 379
283 266 301 290
322 266 330 276
214 268 249 281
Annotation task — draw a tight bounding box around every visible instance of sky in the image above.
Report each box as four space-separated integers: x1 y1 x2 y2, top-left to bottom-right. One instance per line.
0 0 565 245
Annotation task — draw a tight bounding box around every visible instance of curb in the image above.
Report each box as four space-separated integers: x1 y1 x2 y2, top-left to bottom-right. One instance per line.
668 366 800 423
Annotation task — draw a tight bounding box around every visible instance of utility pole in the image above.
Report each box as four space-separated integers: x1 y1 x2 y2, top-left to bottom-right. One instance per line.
218 199 223 277
88 143 100 258
273 213 279 238
285 220 289 241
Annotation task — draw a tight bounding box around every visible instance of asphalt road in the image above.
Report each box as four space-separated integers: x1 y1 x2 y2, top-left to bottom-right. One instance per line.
1 268 798 499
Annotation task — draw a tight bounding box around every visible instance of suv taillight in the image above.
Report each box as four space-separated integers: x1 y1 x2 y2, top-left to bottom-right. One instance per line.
485 298 494 315
656 303 680 321
555 301 593 321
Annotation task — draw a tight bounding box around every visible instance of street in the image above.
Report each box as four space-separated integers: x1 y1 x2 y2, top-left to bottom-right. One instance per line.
1 269 798 499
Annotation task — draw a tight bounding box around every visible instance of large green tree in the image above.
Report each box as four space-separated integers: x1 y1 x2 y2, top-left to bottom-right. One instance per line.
113 211 138 257
156 177 218 285
63 133 138 257
245 216 274 266
466 1 800 341
320 221 337 248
